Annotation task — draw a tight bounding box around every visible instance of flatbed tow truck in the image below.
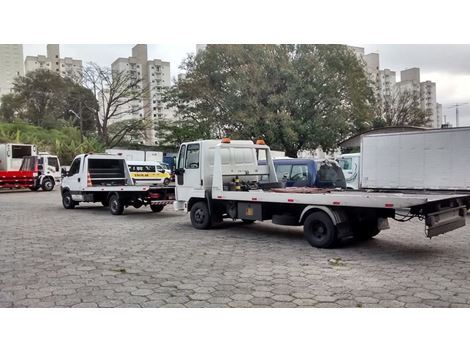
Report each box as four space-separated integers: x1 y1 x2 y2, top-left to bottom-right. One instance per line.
61 153 174 215
174 139 470 248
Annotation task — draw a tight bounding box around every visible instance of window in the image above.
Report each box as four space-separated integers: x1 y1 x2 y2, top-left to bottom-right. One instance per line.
177 145 187 169
338 158 352 170
11 145 32 158
69 158 81 175
185 144 200 169
275 164 291 181
48 157 60 171
290 164 308 183
129 165 156 172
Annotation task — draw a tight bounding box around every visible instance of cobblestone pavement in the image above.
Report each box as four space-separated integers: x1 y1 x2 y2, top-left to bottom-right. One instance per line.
1 189 470 308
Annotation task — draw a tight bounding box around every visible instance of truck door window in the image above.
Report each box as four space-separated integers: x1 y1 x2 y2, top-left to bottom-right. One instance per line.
185 144 200 169
69 158 81 175
338 158 352 170
178 145 186 169
275 164 292 181
48 157 59 171
291 164 308 182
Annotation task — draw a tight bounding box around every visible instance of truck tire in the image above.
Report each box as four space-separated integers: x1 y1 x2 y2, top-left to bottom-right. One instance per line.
150 204 164 212
164 178 171 185
303 211 337 248
62 191 76 209
41 178 54 191
190 201 211 229
109 194 124 215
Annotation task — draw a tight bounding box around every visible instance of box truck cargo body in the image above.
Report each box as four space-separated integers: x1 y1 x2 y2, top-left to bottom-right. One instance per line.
105 149 163 163
360 128 470 191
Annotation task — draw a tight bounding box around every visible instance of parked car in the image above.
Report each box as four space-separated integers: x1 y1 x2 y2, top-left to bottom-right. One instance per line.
127 160 172 186
260 158 346 189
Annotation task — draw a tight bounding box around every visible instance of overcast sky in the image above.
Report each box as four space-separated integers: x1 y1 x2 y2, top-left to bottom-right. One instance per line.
24 44 470 126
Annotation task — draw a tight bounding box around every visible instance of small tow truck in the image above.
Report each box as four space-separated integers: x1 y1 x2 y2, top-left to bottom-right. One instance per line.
60 153 175 215
174 139 470 248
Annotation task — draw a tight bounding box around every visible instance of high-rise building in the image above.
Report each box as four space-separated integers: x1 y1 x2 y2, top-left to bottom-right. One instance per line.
436 103 443 127
379 69 396 100
0 44 24 98
111 44 172 145
24 44 82 81
420 81 438 127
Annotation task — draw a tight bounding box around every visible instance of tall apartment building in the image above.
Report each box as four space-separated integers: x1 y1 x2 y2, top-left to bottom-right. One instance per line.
348 46 380 92
420 81 438 127
111 44 171 145
396 68 421 98
24 44 82 80
379 69 396 100
0 44 24 98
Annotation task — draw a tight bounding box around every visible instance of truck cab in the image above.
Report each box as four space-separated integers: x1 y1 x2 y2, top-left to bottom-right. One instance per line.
336 153 361 189
174 139 273 209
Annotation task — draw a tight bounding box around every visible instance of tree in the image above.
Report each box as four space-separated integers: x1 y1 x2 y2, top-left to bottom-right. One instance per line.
82 62 152 147
0 69 98 134
162 44 376 157
373 90 432 128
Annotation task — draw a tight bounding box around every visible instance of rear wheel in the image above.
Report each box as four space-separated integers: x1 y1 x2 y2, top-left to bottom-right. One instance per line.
303 211 337 248
62 191 76 209
150 204 164 212
109 194 124 215
163 178 170 185
41 178 54 191
190 201 211 229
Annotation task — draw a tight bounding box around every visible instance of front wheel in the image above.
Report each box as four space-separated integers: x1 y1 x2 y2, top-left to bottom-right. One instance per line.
303 211 337 248
62 191 76 209
41 178 55 191
163 178 170 185
109 194 124 215
190 201 211 229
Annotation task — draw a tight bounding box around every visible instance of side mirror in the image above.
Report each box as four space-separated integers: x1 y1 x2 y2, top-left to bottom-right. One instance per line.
174 168 185 176
61 168 68 177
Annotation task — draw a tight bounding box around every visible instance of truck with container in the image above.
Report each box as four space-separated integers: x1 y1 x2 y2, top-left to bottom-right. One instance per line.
173 139 470 248
60 153 175 215
0 143 61 191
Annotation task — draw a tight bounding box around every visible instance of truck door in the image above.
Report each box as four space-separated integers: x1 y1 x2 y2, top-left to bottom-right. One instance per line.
65 157 82 194
176 143 201 201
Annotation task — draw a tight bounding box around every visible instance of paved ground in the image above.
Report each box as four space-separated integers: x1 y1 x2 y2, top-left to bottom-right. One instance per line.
1 189 470 308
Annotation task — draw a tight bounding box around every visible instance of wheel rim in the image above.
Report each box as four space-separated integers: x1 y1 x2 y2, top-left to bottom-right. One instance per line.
64 194 71 206
45 181 52 190
311 221 328 241
194 208 206 224
111 199 118 212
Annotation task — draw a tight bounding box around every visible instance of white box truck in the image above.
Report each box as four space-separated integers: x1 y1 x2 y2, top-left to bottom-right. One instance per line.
360 127 470 191
105 149 163 163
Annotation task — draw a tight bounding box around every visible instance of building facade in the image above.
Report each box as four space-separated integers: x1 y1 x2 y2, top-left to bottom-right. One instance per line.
24 44 82 81
0 44 24 98
111 44 172 145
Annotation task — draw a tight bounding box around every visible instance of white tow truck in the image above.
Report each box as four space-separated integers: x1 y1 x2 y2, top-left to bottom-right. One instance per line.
174 139 470 248
61 153 175 215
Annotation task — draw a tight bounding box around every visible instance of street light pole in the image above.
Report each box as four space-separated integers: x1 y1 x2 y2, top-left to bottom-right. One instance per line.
69 107 83 143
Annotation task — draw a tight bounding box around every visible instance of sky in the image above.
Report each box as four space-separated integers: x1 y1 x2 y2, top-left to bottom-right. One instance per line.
23 44 470 126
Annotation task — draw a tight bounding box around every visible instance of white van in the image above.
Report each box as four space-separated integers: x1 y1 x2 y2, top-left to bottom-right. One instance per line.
127 160 172 186
336 153 360 189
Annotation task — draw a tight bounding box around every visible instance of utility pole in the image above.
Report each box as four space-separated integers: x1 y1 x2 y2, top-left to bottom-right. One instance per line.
69 107 83 143
447 103 469 127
